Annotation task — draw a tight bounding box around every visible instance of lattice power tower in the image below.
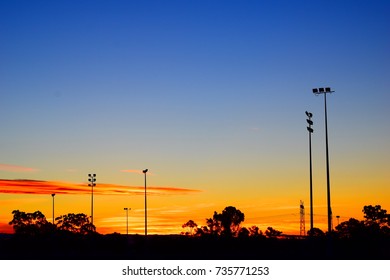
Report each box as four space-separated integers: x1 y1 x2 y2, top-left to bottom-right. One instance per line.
300 200 305 236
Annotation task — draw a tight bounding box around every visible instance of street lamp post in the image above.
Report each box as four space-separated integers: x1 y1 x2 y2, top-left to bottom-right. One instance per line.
143 169 148 236
305 111 314 233
88 174 96 226
124 207 130 235
312 87 335 233
51 194 55 224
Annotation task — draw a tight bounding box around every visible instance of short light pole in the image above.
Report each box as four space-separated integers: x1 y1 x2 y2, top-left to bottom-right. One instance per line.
143 169 148 236
51 194 55 224
88 173 96 226
312 87 335 233
124 207 130 235
336 215 340 226
306 111 314 233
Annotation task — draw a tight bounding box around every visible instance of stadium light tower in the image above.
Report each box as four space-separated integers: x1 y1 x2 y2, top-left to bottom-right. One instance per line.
88 173 96 226
306 111 314 233
124 207 131 235
51 193 56 224
143 169 148 236
312 87 335 233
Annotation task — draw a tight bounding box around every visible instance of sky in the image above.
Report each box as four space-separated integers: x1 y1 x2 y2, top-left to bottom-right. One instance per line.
0 0 389 235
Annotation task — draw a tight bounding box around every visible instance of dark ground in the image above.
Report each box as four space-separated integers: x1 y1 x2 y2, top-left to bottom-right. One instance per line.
1 233 389 260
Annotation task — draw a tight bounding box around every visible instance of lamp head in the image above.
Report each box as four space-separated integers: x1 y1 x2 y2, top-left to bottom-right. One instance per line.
143 169 148 174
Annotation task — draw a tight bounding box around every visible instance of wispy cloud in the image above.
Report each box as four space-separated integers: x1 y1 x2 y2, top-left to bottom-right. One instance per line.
120 169 155 175
0 179 200 196
0 163 38 173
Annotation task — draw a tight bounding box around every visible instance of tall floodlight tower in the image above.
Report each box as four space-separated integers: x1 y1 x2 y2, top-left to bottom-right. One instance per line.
88 173 96 226
300 200 306 236
124 207 130 235
143 169 148 236
51 194 56 224
306 111 314 233
312 87 335 233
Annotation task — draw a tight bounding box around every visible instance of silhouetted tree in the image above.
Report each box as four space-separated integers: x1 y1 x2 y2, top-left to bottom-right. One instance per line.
363 205 388 226
213 206 245 237
335 218 366 239
181 220 198 236
238 227 250 238
55 213 96 235
194 226 209 236
362 205 390 237
265 226 282 238
248 225 264 237
9 210 54 235
307 227 325 237
205 215 222 235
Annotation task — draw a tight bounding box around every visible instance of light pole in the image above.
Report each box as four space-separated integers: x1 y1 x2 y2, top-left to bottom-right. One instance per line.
336 215 340 226
143 169 148 236
306 111 314 233
124 207 130 235
51 194 55 224
88 173 96 226
312 87 335 233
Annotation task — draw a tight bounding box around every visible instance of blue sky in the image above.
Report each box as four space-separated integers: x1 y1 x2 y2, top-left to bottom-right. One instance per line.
0 0 389 234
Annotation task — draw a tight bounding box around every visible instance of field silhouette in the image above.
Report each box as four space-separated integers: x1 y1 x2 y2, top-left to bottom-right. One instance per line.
1 233 390 260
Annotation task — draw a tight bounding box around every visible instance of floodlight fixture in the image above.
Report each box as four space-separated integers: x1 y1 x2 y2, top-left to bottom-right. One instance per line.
313 87 334 96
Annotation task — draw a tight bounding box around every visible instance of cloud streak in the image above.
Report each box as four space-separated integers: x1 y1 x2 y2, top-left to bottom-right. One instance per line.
0 164 38 173
0 179 201 196
120 169 155 176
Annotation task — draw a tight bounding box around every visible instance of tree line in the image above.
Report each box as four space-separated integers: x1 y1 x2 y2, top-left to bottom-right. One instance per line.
8 210 96 236
182 205 390 239
7 204 390 239
181 206 282 238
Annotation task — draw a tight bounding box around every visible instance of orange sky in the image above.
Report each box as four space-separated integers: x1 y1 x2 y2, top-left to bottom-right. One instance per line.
1 0 389 239
1 173 388 235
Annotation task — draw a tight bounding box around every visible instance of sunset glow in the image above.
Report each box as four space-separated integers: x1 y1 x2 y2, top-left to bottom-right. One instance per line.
0 1 389 238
